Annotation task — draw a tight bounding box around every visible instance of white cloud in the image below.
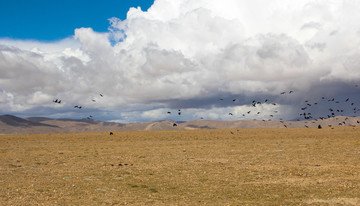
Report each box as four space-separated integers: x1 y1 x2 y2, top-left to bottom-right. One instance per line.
1 0 360 122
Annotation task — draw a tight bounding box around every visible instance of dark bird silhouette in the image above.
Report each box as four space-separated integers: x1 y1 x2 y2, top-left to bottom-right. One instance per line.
173 123 177 127
178 112 181 115
92 99 96 102
110 132 113 135
100 94 103 97
318 125 322 129
280 92 286 95
53 99 61 104
229 113 233 116
345 98 349 102
167 111 171 114
289 91 294 93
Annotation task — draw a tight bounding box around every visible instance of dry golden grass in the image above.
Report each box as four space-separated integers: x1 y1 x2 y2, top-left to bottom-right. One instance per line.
0 127 359 205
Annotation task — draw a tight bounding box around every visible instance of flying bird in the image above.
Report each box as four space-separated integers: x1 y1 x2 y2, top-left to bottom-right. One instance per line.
53 99 61 104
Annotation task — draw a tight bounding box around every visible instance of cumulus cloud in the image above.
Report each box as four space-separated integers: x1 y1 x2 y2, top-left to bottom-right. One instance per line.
1 0 360 122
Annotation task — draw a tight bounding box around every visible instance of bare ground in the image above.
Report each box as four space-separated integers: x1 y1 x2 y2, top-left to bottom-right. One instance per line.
0 127 359 205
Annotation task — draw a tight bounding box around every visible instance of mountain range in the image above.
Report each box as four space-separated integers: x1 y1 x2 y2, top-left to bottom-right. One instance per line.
0 114 359 134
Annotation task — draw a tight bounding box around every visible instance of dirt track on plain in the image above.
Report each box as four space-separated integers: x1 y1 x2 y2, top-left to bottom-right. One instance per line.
0 127 359 205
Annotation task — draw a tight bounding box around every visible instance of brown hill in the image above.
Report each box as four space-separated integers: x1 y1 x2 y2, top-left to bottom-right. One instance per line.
1 115 359 134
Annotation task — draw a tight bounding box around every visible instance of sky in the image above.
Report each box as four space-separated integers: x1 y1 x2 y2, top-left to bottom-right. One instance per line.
1 0 360 123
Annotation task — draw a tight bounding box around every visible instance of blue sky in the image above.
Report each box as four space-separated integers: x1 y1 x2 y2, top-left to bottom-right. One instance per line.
0 0 154 40
1 0 360 123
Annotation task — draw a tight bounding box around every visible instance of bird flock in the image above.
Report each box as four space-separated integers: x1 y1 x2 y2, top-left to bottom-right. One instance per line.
53 85 360 129
165 85 360 128
53 93 104 120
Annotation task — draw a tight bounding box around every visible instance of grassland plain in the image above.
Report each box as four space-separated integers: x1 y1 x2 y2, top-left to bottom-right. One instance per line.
0 127 359 205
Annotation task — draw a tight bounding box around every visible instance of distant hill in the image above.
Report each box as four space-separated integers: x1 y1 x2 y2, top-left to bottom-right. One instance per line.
0 114 359 134
0 115 58 127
